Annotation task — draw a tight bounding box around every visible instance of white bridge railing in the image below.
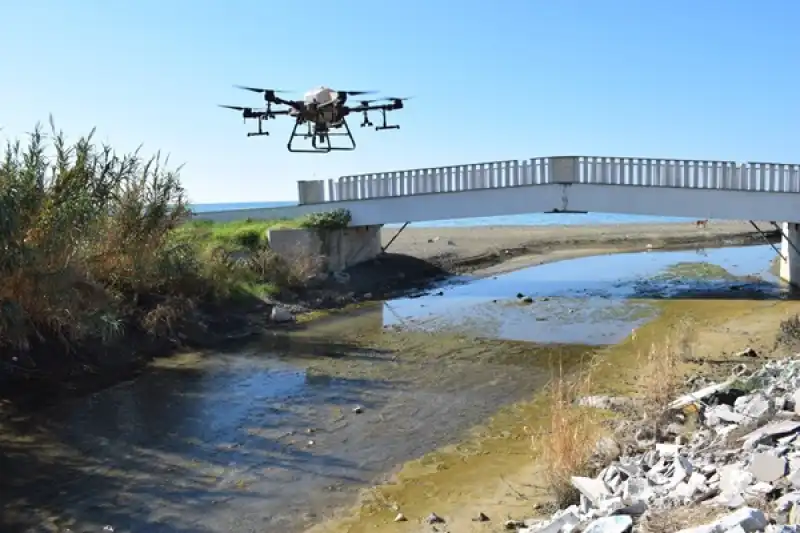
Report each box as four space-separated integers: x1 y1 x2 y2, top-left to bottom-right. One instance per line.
295 156 800 205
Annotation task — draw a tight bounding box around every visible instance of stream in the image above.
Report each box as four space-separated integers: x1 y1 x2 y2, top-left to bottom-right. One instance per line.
0 244 786 533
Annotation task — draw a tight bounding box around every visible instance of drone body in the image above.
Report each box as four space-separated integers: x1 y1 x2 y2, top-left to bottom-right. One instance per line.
220 85 410 153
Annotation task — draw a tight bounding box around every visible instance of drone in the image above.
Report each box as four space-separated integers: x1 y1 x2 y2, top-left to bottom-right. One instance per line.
219 85 410 153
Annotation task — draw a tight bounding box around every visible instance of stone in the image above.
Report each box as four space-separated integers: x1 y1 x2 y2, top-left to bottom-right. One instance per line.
531 507 580 533
582 515 633 533
572 476 610 507
740 420 800 448
393 513 407 522
472 512 490 522
736 347 759 358
426 513 444 524
712 507 768 532
719 465 754 499
670 379 737 410
352 405 363 414
750 452 787 482
705 404 746 425
734 392 772 419
270 305 295 323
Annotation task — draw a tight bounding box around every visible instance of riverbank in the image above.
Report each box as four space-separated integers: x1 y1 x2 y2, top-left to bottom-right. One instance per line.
381 220 777 276
303 297 800 533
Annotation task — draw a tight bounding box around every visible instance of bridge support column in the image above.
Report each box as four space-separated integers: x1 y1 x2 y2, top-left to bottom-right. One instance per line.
267 225 383 273
779 223 800 288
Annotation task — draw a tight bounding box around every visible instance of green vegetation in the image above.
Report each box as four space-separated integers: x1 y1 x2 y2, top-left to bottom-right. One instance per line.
0 122 349 359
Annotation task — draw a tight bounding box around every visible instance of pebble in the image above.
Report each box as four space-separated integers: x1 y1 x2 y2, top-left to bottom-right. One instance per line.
394 513 407 522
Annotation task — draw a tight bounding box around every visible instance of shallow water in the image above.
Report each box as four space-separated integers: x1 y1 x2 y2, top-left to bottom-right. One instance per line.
0 244 783 533
383 245 784 343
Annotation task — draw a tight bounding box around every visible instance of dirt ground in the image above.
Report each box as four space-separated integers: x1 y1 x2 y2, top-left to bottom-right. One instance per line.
382 220 776 275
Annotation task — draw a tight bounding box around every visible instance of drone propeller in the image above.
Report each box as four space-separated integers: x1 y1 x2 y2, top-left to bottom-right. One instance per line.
337 90 378 96
357 97 414 108
219 104 256 112
234 85 293 94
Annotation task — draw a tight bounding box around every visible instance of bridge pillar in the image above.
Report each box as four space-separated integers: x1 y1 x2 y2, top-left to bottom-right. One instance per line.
298 180 326 205
779 223 800 288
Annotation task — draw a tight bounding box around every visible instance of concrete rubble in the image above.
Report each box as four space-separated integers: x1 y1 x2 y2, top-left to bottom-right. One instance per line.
515 357 800 533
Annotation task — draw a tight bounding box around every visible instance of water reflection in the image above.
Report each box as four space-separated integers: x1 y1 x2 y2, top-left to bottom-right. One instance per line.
383 245 784 343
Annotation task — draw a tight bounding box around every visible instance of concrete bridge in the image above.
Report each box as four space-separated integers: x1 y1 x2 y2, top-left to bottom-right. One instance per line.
195 155 800 285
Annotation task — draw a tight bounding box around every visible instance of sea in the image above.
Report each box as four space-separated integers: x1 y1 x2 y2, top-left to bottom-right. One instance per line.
191 201 693 228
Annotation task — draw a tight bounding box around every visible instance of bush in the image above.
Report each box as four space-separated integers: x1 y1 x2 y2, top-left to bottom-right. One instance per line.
300 208 352 230
231 227 262 250
0 120 227 352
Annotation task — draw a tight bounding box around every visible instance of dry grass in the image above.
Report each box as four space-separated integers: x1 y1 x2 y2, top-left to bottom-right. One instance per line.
531 364 601 507
637 323 692 421
0 121 325 361
639 505 725 533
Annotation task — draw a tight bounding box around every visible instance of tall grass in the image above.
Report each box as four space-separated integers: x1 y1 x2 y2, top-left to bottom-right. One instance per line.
0 121 309 355
532 365 600 507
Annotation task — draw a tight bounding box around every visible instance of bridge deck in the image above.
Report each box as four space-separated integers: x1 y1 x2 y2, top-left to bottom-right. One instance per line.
195 156 800 225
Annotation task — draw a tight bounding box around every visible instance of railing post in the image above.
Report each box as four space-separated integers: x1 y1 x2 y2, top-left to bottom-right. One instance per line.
550 156 578 184
298 180 326 204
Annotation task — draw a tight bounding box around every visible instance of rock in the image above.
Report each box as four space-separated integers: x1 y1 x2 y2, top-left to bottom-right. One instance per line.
426 513 444 524
582 515 633 533
736 347 759 358
734 392 772 419
393 513 407 522
472 512 490 522
522 296 533 304
750 452 788 482
670 379 738 410
270 305 295 323
572 476 610 507
531 507 580 533
352 406 363 414
712 507 768 532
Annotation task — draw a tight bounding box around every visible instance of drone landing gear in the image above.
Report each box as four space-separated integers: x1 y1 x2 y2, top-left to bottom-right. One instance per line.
247 116 270 137
375 109 399 132
287 119 356 153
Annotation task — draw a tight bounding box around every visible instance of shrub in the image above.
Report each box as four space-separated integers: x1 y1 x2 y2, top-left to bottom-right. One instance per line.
300 208 352 230
231 227 262 250
0 120 221 351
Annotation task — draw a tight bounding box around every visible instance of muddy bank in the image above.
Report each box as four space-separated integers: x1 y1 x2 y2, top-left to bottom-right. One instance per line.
284 221 779 311
380 220 779 275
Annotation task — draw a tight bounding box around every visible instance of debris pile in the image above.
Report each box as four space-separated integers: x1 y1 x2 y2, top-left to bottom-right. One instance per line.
518 358 800 533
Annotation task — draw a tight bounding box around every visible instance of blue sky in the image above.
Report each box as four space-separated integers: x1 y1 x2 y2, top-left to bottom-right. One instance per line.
2 1 798 203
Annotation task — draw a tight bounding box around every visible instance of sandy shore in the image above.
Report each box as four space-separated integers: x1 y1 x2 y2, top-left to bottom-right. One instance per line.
382 220 777 275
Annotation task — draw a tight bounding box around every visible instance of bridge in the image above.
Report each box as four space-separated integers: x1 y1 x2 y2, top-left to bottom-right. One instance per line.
195 155 800 285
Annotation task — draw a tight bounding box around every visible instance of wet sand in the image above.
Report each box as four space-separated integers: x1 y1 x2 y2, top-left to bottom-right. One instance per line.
384 220 776 275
